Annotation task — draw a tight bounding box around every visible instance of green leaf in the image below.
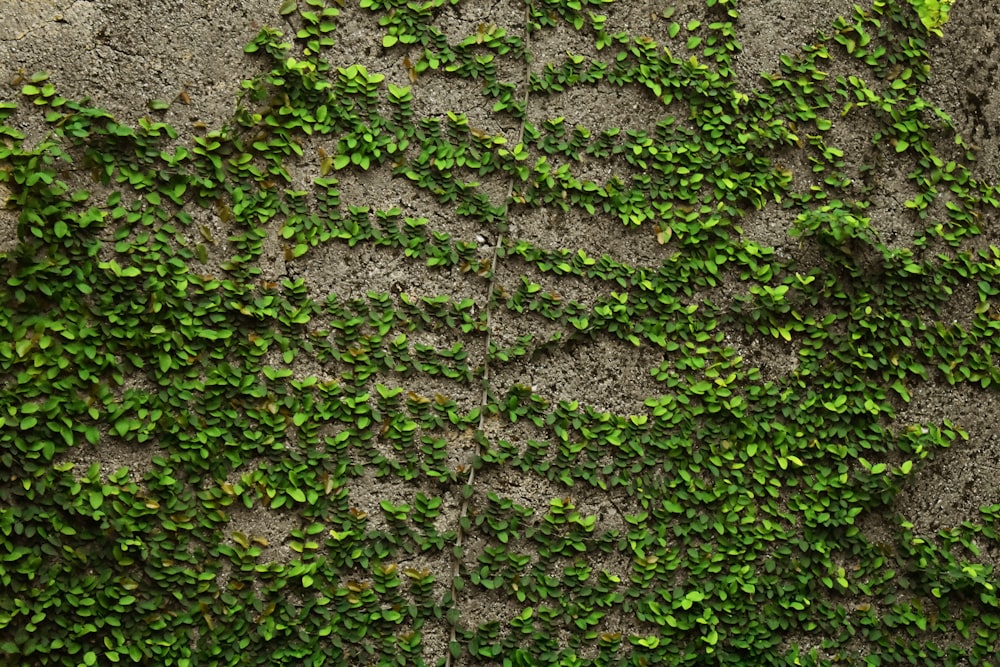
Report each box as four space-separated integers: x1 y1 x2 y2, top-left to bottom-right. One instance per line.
383 34 398 48
279 0 297 14
891 379 911 403
387 83 411 99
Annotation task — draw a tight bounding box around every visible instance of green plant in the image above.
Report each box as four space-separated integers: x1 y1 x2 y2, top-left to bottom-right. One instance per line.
908 0 954 35
2 0 999 665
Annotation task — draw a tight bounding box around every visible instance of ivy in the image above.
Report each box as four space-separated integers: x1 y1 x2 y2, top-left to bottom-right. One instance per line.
2 0 999 665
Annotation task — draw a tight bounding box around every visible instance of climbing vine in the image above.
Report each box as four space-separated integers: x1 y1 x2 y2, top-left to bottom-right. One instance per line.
1 0 999 665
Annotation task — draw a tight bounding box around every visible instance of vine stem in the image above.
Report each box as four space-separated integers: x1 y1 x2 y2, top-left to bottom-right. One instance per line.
442 4 534 665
